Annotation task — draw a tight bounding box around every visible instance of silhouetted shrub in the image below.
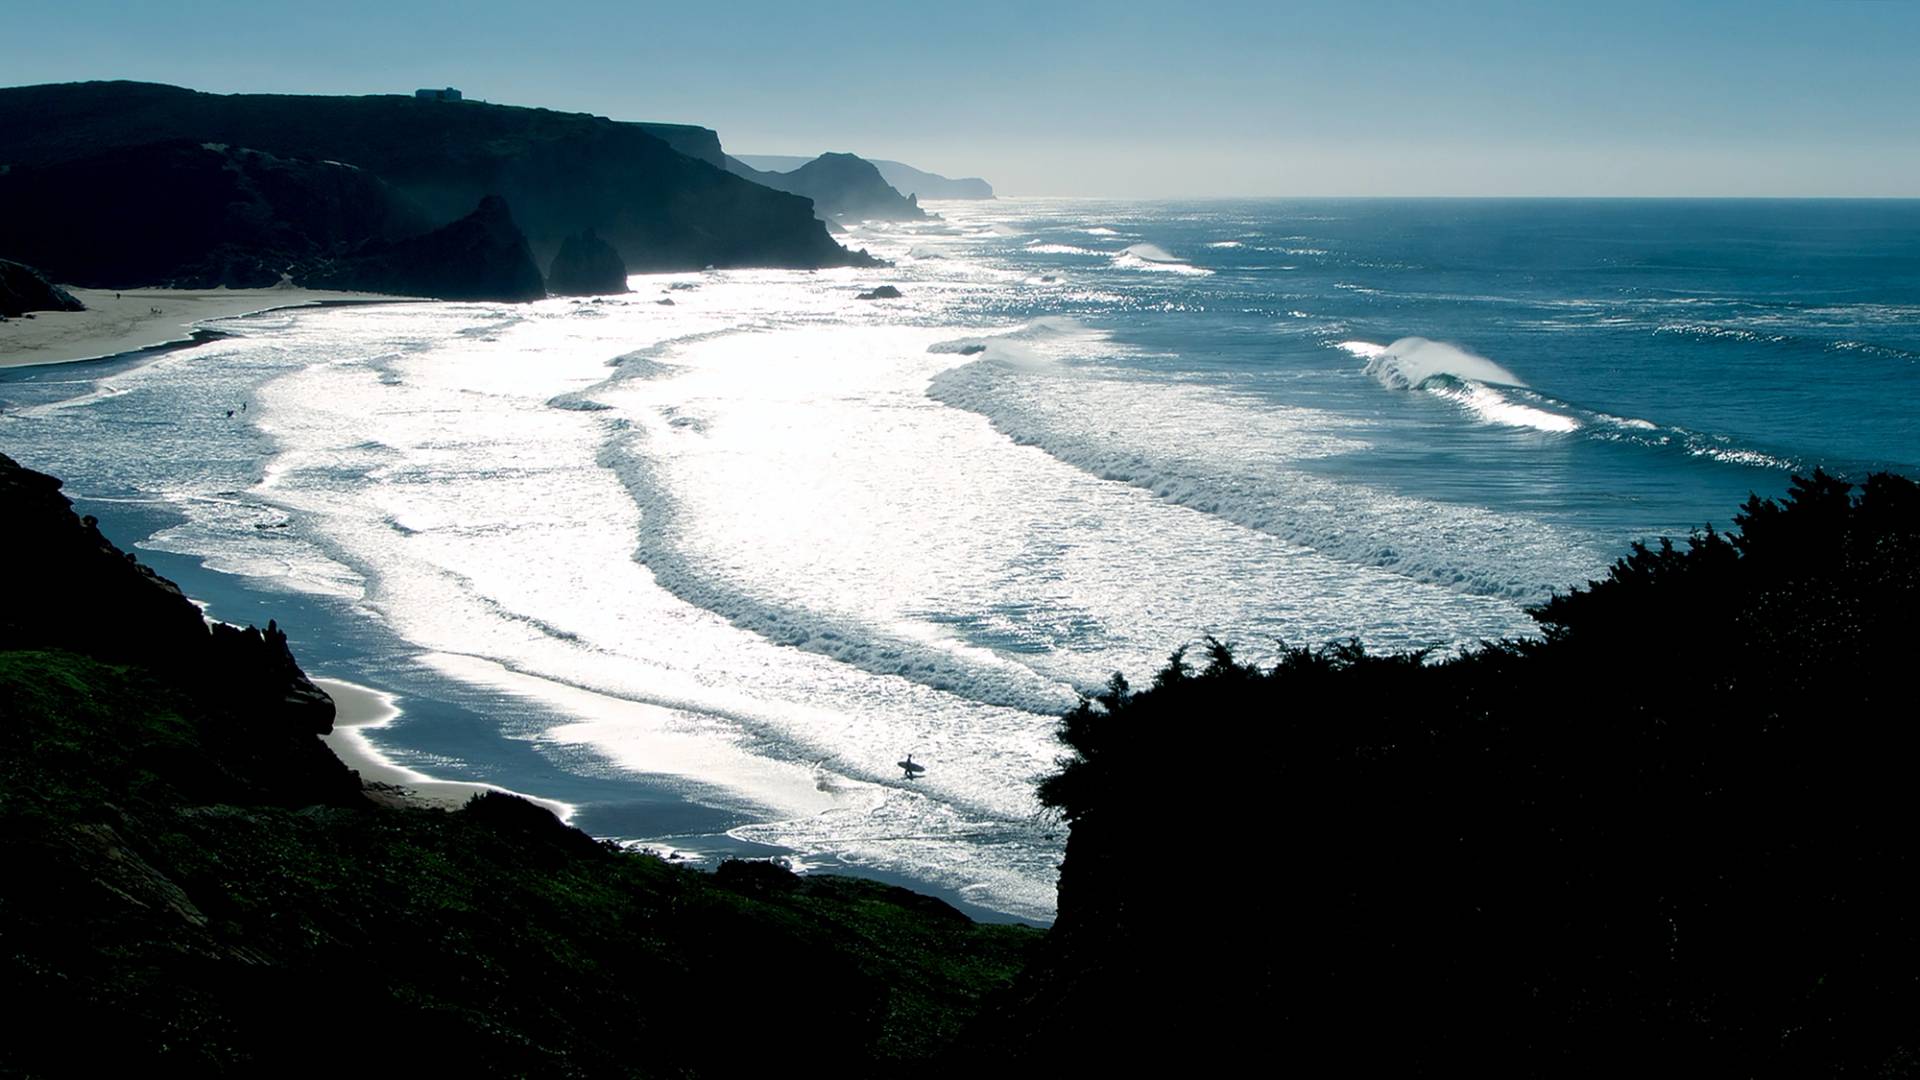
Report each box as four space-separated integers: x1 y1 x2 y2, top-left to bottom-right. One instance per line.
991 470 1920 1075
714 857 802 894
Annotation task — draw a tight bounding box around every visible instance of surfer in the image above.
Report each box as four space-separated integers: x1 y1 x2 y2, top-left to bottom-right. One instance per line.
899 754 925 780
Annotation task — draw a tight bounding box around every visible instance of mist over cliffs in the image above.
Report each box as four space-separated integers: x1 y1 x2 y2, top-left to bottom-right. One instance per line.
725 152 928 221
735 154 995 199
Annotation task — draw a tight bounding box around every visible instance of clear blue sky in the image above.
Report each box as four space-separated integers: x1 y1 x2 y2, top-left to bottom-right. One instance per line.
5 1 1917 196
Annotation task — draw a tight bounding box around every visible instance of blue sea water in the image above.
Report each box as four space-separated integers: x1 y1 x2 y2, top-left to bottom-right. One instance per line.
963 198 1920 537
4 197 1916 920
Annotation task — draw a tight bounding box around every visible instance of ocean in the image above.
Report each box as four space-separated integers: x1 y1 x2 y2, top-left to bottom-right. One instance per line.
4 198 1916 921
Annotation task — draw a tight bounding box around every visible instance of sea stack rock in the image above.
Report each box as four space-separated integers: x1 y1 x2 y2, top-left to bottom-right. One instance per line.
547 229 630 296
0 258 85 317
857 285 903 300
301 195 547 302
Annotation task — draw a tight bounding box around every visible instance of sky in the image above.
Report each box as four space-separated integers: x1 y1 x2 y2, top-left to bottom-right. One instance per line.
5 1 1918 197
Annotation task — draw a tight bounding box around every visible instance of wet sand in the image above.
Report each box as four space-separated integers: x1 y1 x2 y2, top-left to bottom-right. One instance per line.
1 286 406 368
315 676 574 819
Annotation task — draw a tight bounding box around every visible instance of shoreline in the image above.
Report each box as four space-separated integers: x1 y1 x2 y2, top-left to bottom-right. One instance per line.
0 286 414 369
315 676 575 819
27 309 1052 926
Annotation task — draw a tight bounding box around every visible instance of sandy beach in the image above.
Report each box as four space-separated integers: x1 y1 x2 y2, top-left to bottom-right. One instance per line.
315 677 574 819
0 286 406 368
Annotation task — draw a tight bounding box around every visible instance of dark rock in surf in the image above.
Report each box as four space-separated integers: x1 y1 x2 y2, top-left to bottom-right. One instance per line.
857 285 903 300
546 228 629 297
300 195 546 302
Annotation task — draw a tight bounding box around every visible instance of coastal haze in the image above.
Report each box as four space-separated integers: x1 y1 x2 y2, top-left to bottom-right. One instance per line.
4 4 1920 1069
4 0 1918 198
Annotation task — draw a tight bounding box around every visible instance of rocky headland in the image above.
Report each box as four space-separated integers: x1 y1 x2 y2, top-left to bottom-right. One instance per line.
727 152 928 222
0 80 875 291
733 154 996 199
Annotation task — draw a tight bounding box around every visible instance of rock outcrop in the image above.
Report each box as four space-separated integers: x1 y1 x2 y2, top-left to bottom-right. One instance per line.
0 81 871 273
857 285 903 300
726 152 927 222
546 228 629 296
302 195 546 301
0 259 85 317
0 452 342 764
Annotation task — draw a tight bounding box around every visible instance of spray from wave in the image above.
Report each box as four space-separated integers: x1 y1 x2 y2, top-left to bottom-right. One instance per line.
1112 243 1212 276
1347 337 1577 434
1356 337 1527 389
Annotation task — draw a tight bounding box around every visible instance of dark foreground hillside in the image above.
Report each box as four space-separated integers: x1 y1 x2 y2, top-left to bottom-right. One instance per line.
0 452 1037 1075
968 471 1920 1075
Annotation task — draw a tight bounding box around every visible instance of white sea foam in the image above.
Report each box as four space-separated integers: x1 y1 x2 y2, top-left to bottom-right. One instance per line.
1427 381 1581 434
928 354 1603 604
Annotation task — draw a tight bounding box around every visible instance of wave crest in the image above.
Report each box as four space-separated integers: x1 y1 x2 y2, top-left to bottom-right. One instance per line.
1112 243 1212 276
1363 337 1527 389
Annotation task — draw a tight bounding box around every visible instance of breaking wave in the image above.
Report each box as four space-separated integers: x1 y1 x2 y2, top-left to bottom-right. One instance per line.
1341 337 1795 467
1350 337 1576 434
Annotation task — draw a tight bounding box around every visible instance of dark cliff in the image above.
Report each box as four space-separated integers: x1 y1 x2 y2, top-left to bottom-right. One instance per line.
727 152 927 222
0 140 430 289
0 81 868 273
0 452 346 796
634 121 726 169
